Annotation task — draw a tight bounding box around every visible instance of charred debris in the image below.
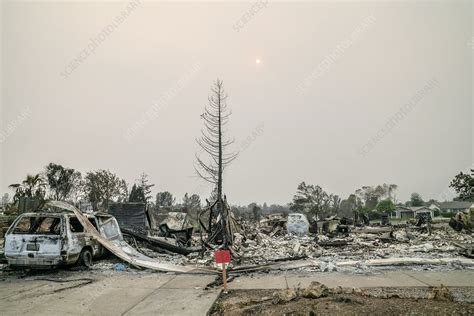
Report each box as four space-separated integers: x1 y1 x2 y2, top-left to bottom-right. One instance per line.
79 201 474 265
1 200 474 273
108 202 200 256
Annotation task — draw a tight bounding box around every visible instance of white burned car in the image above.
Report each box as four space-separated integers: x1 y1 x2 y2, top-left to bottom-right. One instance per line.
4 211 121 268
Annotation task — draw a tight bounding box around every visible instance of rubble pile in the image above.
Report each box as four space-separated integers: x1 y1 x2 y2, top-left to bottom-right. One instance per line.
128 217 474 273
2 203 472 273
233 233 318 264
259 214 287 236
311 226 474 271
355 226 472 259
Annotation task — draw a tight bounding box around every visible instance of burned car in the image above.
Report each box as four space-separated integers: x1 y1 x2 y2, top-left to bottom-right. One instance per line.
4 211 120 268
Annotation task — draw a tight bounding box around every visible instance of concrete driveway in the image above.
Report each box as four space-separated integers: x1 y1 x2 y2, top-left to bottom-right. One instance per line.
0 273 220 316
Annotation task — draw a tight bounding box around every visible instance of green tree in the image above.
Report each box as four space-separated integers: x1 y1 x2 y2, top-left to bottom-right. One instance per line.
9 173 46 202
290 181 329 218
340 194 363 217
45 163 82 201
129 184 145 202
249 202 262 221
410 192 424 207
82 170 127 211
188 194 201 211
183 193 201 223
450 169 474 201
1 193 10 206
128 173 154 204
156 191 175 209
376 199 395 213
290 182 313 213
138 172 154 203
330 194 341 214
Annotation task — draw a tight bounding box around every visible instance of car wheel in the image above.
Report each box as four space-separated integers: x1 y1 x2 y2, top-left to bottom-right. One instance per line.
78 248 93 268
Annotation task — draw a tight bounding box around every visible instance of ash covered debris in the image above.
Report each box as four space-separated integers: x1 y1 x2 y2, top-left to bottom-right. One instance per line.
109 202 200 255
1 200 473 275
259 213 286 236
197 195 246 251
178 211 474 272
449 209 473 233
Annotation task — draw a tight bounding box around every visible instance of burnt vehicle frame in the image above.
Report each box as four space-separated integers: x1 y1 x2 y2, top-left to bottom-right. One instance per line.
4 211 117 268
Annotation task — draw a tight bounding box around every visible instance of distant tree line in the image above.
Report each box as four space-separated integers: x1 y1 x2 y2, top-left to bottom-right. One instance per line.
4 162 207 224
230 203 291 221
4 164 473 222
285 167 473 221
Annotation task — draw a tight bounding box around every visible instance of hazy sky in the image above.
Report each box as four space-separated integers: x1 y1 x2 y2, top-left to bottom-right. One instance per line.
1 1 472 206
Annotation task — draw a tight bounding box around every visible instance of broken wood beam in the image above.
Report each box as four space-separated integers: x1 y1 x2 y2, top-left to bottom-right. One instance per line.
318 240 349 247
353 227 393 234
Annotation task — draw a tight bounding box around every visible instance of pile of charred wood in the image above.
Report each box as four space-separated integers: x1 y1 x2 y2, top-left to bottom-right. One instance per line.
198 196 242 249
108 202 200 255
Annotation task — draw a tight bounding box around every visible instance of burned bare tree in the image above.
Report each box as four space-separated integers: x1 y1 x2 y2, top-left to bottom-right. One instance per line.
195 79 237 248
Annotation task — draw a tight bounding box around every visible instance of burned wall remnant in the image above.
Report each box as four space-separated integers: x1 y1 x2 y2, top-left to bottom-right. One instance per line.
155 211 189 230
108 202 149 230
108 202 198 254
17 197 43 214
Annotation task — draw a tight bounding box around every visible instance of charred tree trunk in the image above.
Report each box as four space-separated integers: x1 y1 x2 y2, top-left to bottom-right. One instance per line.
195 79 237 247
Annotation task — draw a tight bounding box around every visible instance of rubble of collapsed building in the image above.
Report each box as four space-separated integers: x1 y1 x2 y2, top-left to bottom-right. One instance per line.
136 207 473 270
108 202 200 255
197 196 240 249
159 208 474 270
1 200 473 274
222 211 473 268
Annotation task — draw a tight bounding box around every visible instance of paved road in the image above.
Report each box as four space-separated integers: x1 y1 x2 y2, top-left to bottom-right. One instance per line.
0 270 473 315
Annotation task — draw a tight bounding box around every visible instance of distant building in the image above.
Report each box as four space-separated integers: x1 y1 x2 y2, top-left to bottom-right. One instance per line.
428 202 441 212
392 206 434 219
438 201 473 214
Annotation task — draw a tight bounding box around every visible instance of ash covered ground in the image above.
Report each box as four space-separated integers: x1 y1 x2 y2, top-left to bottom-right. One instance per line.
94 221 473 274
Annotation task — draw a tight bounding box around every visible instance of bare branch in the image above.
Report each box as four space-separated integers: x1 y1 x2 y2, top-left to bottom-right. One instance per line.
195 79 238 195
